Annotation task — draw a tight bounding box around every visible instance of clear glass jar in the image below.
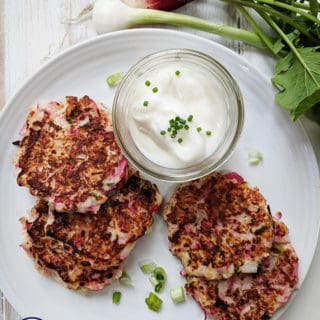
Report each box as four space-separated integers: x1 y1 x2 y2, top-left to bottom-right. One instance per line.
112 49 244 182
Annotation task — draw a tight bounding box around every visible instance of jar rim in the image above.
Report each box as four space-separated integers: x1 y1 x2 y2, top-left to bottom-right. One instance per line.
112 49 244 182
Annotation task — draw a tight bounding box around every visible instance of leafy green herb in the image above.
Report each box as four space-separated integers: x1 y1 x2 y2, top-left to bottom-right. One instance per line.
145 80 151 86
143 100 149 107
272 47 320 120
175 70 181 76
152 87 158 93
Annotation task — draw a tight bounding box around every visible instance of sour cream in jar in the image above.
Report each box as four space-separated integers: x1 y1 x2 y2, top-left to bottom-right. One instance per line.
112 49 244 182
129 64 228 168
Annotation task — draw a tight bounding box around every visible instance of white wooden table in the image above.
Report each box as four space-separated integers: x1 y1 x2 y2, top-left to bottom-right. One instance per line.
1 1 320 319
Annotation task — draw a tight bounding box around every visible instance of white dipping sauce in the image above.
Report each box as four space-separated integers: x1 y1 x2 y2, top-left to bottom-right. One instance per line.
129 64 228 169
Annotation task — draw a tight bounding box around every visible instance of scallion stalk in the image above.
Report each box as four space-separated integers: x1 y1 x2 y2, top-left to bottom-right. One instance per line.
92 0 265 49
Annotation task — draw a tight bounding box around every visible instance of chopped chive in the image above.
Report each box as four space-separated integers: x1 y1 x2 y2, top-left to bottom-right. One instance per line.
160 130 166 136
152 87 158 93
167 127 172 132
178 138 183 144
171 133 176 139
143 101 149 107
175 116 180 121
175 70 181 76
106 72 124 87
187 115 193 122
206 131 212 136
145 292 162 312
145 80 151 87
169 119 175 125
112 291 121 304
173 130 178 135
184 125 189 130
180 119 186 124
197 127 202 132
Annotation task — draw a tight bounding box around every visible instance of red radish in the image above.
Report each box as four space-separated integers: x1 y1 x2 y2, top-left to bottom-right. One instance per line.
122 0 193 10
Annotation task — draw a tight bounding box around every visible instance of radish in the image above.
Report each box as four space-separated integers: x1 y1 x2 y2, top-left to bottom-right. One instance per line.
122 0 193 10
92 0 265 48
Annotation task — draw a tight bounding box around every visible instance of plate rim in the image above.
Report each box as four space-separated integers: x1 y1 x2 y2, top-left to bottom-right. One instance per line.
0 27 319 319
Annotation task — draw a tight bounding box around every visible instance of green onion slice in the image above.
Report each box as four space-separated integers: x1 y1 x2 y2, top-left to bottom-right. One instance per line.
118 271 132 287
248 150 263 165
145 225 153 235
170 286 185 304
112 291 121 304
139 260 157 274
145 292 163 312
155 282 164 293
106 72 124 87
149 274 159 287
154 267 167 282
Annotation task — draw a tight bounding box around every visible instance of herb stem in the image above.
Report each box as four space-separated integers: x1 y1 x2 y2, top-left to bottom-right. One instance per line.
254 0 320 25
236 5 275 54
221 0 320 45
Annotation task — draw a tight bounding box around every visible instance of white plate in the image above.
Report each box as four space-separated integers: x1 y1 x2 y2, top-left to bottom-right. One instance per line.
0 29 319 320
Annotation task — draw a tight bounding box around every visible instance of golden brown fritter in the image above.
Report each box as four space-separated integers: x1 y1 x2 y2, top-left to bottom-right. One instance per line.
20 171 162 290
16 96 127 213
163 172 274 280
185 218 299 320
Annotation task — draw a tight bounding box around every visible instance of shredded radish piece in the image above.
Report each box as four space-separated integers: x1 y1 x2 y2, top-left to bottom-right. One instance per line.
179 269 186 276
224 172 244 183
201 306 208 320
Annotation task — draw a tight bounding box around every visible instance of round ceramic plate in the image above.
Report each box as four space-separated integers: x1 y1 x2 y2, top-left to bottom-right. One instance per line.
0 29 319 320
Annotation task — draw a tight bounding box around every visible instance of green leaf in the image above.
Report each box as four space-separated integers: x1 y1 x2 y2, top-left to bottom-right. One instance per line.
272 47 320 120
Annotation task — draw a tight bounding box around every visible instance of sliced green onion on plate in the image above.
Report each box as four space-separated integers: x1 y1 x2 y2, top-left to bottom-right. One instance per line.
106 72 124 87
118 271 132 286
145 292 163 312
139 260 157 274
112 291 121 304
170 286 185 304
